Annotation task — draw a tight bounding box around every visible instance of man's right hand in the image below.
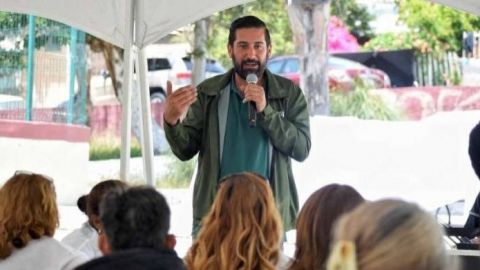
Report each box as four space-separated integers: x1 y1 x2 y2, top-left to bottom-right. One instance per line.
163 80 197 126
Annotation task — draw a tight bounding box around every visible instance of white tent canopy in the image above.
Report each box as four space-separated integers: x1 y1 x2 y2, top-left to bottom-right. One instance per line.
429 0 480 16
0 0 252 184
1 0 250 49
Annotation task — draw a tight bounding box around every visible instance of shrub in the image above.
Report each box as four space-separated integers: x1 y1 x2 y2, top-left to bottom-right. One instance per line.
330 80 401 120
89 133 142 161
157 150 196 188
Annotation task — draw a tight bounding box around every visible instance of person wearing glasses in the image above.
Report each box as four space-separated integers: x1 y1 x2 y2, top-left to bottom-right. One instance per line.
0 171 86 270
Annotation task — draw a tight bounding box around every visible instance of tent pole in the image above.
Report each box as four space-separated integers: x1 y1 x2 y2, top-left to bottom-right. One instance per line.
136 0 155 186
137 47 155 186
120 0 135 181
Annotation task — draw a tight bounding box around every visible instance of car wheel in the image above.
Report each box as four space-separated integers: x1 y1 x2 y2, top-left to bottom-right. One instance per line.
150 91 166 103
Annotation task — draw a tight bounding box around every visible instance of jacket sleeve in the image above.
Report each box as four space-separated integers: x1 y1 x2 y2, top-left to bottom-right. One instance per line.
259 85 311 162
164 94 204 161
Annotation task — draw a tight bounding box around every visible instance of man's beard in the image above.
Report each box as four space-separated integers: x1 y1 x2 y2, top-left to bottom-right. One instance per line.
232 55 267 80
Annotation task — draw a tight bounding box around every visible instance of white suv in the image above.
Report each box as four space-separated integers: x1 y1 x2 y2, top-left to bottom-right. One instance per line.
146 44 225 103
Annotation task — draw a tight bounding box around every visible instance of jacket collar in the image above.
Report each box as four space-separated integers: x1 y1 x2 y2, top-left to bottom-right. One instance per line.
198 68 289 99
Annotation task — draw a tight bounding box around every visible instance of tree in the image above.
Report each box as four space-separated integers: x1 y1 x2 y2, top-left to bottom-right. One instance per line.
396 0 480 54
288 0 330 115
330 0 374 45
207 0 295 67
192 19 208 85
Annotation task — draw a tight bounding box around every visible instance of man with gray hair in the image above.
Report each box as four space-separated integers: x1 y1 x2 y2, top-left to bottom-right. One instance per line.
75 186 185 270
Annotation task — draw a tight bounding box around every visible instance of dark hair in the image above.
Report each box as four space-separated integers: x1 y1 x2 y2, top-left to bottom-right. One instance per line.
100 186 171 251
289 184 365 270
87 180 128 217
228 15 271 47
77 195 88 214
469 122 480 179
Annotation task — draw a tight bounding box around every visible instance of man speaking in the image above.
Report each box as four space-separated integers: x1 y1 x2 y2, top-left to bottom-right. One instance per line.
163 15 311 236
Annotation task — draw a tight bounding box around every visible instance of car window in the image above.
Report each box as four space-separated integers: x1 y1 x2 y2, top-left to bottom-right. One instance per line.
182 57 225 73
182 57 193 70
206 60 225 73
147 58 171 71
284 58 300 73
267 59 284 74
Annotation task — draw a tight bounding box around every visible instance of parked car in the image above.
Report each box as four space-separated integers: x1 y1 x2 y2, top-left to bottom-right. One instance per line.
146 45 225 103
0 94 24 110
267 55 391 91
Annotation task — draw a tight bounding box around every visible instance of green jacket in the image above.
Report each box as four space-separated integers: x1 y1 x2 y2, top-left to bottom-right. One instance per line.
164 69 311 235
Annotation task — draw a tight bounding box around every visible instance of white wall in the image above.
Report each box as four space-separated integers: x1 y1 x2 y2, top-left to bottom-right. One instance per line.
293 111 480 216
0 123 90 205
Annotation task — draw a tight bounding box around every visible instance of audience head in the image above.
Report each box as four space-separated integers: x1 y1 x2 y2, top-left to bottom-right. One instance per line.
185 172 283 270
86 179 128 230
0 171 58 259
77 194 88 215
469 122 480 179
98 186 171 253
290 184 364 270
327 199 453 270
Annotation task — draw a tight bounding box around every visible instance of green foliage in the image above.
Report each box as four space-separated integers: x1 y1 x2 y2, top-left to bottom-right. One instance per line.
0 49 24 67
157 150 196 188
89 134 142 161
331 0 375 44
396 0 480 54
362 31 431 53
207 0 294 68
330 80 400 120
0 12 70 68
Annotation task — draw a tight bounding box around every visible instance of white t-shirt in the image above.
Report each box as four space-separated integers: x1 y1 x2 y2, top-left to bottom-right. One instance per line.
277 252 292 270
0 237 87 270
61 222 101 259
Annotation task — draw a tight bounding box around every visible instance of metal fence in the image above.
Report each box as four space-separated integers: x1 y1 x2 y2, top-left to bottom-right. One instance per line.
413 51 462 87
0 12 88 124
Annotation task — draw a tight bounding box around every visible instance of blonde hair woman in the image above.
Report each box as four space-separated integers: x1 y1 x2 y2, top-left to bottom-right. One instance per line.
185 172 286 270
0 172 86 269
327 199 456 270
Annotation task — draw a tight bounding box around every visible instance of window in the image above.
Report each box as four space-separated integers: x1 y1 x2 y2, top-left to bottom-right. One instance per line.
284 58 300 73
267 59 284 74
147 58 171 71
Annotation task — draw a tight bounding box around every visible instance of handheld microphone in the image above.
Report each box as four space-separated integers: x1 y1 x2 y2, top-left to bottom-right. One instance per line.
246 73 258 127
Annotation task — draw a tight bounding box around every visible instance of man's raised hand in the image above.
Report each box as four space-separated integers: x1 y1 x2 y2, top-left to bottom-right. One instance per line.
163 80 197 125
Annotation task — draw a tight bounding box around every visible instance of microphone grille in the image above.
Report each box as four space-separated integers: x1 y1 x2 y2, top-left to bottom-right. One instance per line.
246 73 258 84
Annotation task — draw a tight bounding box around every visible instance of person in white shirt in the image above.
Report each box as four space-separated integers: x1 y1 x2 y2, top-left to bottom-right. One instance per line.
61 180 128 259
61 195 100 259
0 171 86 270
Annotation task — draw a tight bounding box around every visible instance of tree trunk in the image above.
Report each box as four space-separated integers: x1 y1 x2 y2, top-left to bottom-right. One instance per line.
287 0 330 115
192 19 208 85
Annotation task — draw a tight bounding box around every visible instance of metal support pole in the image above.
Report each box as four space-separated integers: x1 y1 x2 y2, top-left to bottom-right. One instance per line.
77 31 87 124
68 28 78 124
25 15 36 121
